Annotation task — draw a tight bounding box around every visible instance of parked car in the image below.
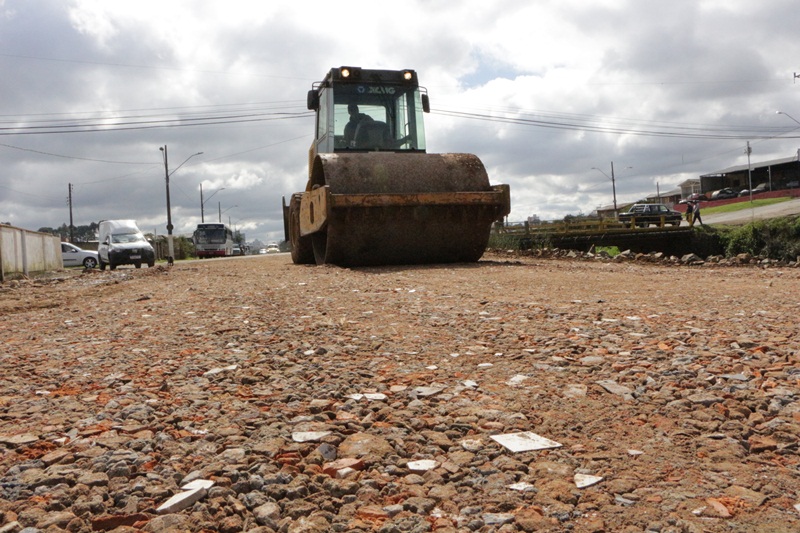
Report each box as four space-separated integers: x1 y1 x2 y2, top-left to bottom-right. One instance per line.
61 242 99 268
266 243 280 254
751 183 769 193
738 189 751 197
618 203 682 228
711 188 738 200
678 193 708 204
787 180 799 188
688 193 708 202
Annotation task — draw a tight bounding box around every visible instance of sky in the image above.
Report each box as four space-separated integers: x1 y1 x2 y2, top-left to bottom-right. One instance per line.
2 0 800 244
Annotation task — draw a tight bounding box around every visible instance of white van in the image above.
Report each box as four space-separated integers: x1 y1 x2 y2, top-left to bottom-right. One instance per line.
98 220 155 270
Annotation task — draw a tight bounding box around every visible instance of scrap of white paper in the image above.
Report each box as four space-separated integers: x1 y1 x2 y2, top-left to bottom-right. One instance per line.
407 459 438 472
346 393 387 401
181 479 215 491
574 473 603 488
508 482 536 492
490 432 562 452
506 374 529 386
291 431 331 442
414 386 444 397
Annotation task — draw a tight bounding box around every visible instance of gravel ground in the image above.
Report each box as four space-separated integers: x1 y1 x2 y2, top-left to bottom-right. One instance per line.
1 252 799 533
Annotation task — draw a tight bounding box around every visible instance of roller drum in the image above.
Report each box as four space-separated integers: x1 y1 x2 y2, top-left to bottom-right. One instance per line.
308 153 503 267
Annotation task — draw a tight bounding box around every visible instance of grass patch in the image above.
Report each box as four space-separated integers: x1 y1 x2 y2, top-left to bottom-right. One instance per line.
701 197 790 215
593 245 620 257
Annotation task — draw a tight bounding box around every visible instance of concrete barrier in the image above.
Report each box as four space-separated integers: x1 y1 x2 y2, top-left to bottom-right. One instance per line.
0 225 62 281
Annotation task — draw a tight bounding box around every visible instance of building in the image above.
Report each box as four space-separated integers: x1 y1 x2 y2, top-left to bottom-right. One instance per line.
699 150 800 194
644 187 681 206
679 178 701 198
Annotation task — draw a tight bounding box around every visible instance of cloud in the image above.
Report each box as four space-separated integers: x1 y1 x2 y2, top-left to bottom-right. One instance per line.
2 0 800 239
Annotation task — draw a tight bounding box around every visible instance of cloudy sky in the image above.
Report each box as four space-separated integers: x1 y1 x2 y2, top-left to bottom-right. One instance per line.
2 0 800 243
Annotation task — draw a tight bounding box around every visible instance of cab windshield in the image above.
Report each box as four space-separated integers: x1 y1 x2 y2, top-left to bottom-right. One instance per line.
332 83 426 151
111 232 146 244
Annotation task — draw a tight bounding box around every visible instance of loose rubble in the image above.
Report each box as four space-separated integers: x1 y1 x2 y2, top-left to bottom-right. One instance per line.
1 253 799 532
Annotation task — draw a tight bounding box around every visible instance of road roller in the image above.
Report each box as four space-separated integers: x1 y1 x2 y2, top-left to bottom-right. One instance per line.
283 66 510 266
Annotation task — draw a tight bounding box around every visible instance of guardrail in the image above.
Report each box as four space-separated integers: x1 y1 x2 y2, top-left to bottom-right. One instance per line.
498 217 681 236
491 217 690 253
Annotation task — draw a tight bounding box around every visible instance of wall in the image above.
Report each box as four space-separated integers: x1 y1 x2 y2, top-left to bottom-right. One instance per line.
0 225 62 281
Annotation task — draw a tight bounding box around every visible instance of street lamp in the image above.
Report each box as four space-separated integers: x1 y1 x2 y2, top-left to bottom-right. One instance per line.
200 185 225 223
219 204 238 223
592 162 632 217
776 110 800 126
159 145 203 262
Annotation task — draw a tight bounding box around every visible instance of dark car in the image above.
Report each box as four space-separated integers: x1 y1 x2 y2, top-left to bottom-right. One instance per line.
618 203 682 228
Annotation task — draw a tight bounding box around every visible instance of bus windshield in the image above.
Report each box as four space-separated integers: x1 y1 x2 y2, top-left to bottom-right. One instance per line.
195 227 228 244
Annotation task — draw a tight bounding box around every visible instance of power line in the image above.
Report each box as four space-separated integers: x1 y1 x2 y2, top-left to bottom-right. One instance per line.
431 107 798 140
0 110 313 136
0 142 152 163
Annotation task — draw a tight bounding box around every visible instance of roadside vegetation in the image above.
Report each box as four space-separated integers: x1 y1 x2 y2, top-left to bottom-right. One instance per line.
491 210 800 262
693 216 800 261
688 197 800 261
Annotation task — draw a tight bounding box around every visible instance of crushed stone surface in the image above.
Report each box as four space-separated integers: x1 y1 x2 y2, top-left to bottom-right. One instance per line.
1 253 799 532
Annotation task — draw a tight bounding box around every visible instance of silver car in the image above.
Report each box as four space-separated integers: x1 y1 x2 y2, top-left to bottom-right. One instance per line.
61 242 99 268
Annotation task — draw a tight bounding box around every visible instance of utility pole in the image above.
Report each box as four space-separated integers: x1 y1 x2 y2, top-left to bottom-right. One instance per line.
68 183 74 243
746 142 753 203
160 145 175 262
610 162 617 214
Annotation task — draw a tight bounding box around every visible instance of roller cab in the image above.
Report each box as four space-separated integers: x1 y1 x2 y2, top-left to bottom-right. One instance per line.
284 66 510 266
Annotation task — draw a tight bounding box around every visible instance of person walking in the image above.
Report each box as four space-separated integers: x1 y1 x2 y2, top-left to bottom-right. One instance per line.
691 201 703 226
685 202 694 226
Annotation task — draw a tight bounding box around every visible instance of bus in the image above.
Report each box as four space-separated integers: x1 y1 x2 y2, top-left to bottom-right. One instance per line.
194 223 235 258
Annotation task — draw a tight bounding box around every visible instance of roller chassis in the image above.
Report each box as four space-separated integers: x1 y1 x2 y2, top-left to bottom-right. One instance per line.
284 66 510 267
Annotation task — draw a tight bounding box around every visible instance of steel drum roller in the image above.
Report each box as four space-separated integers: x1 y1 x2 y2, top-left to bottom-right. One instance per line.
301 152 507 266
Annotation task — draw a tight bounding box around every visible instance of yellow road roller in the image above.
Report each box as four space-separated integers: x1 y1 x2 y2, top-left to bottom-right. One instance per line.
283 66 510 266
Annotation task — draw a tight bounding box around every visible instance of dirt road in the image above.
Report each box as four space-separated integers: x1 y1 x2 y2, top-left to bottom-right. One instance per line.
1 254 799 532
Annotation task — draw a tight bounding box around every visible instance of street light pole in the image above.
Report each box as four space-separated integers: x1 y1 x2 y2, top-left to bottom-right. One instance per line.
776 110 800 126
592 162 630 218
159 145 203 263
200 185 225 223
219 205 238 223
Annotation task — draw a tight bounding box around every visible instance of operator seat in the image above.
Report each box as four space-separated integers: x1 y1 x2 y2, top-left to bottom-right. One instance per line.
354 121 390 149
